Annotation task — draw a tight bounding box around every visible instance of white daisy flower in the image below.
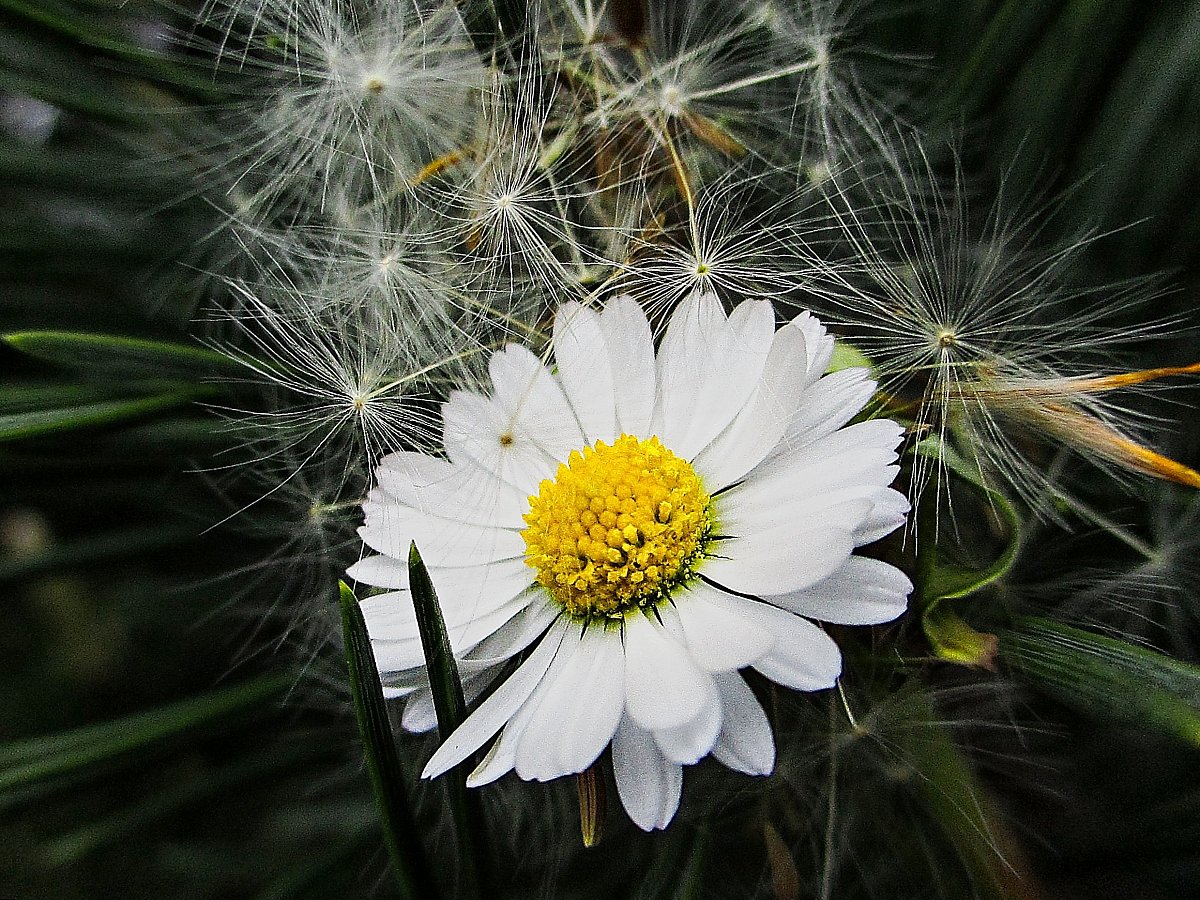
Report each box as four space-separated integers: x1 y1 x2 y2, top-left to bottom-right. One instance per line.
348 293 912 831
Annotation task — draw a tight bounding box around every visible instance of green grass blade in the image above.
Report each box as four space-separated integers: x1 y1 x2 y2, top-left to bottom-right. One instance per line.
407 543 486 899
407 544 470 737
932 0 1063 122
0 66 147 125
0 0 231 98
0 672 291 794
1002 618 1200 747
0 383 125 413
337 581 439 900
42 744 323 865
0 392 207 442
3 330 246 378
895 684 1042 900
256 824 377 900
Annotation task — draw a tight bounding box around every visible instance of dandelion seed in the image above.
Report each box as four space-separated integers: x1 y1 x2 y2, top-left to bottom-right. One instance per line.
198 0 486 221
204 276 453 494
414 69 605 305
612 165 822 315
799 146 1179 512
348 294 911 830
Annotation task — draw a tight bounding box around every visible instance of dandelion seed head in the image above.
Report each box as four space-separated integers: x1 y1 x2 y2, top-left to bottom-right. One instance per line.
196 0 486 221
801 146 1178 512
658 82 686 116
615 167 818 313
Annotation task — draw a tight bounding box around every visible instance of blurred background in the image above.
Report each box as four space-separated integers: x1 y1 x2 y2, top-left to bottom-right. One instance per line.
2 1 1200 897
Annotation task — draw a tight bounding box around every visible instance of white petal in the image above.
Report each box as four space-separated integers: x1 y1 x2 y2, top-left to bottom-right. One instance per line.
790 311 835 382
612 713 683 831
375 452 528 528
855 487 910 545
358 504 524 567
599 295 656 435
780 368 876 450
401 671 494 733
745 418 904 487
461 596 560 665
674 581 775 671
692 319 809 489
652 291 725 453
703 523 859 596
711 671 775 775
465 722 521 787
488 343 585 460
423 622 568 778
394 600 561 733
553 301 617 444
370 593 534 672
379 667 426 698
623 613 713 731
466 674 551 787
690 300 777 457
442 389 557 495
766 556 912 625
515 625 625 780
353 557 535 635
653 295 775 460
718 473 894 536
654 679 721 765
346 554 410 589
716 596 842 690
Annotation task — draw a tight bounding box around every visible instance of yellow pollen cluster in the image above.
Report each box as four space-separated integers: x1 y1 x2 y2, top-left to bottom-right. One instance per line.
521 434 712 619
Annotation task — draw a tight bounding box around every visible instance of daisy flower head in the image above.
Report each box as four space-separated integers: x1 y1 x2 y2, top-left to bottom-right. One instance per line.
348 293 912 831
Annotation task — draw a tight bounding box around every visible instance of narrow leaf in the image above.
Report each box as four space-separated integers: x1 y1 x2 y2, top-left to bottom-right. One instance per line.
3 331 246 378
0 392 205 442
895 683 1044 900
43 744 321 865
407 544 486 899
1002 618 1200 747
0 0 231 98
0 522 200 581
338 582 438 900
933 0 1063 122
0 673 290 795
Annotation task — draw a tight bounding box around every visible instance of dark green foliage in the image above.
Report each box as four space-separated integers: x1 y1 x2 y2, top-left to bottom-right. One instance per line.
3 1 1200 898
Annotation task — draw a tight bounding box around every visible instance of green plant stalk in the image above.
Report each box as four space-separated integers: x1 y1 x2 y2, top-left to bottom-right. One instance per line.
407 543 487 899
914 437 1021 667
338 582 439 900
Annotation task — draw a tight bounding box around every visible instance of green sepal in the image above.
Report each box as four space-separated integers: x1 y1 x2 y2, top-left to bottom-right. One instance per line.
826 339 875 374
337 581 439 900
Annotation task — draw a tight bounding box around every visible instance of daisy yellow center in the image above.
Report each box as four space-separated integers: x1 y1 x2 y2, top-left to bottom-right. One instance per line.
521 434 712 619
